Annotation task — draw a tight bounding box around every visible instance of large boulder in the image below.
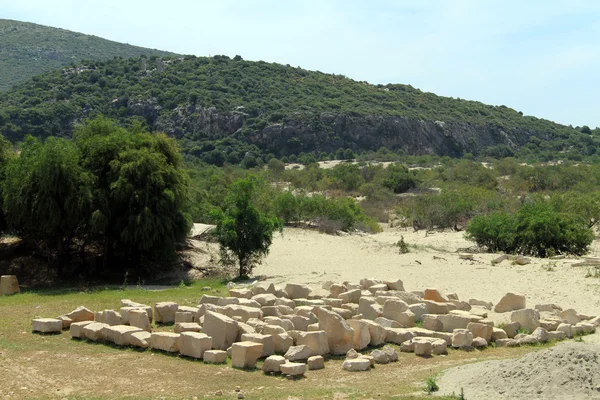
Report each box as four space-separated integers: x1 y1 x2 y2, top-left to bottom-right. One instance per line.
361 319 387 346
452 329 473 348
129 309 152 332
231 341 263 369
318 308 354 355
510 308 540 333
202 311 238 350
494 293 526 313
467 322 493 342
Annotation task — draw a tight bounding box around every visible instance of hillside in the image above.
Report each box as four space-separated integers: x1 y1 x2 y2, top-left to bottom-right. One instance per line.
0 19 176 91
0 54 595 162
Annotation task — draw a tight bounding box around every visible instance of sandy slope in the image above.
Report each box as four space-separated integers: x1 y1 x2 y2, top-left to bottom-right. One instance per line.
255 227 600 316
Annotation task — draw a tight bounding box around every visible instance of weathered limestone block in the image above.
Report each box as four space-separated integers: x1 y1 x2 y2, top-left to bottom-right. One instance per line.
229 288 253 299
0 275 20 295
273 333 294 354
129 309 151 332
104 310 122 326
408 303 428 322
414 341 432 357
241 333 274 357
382 345 399 362
469 298 493 310
556 323 573 338
285 283 311 299
204 349 227 364
332 307 354 320
575 322 595 334
296 331 330 356
318 308 354 355
231 341 263 369
103 325 143 346
251 282 275 295
149 332 180 352
467 322 493 342
385 328 414 344
383 279 404 291
347 319 371 350
283 314 310 331
174 311 194 323
83 322 109 341
199 294 220 305
222 304 263 322
374 317 401 328
560 309 581 325
511 308 540 333
280 362 306 376
154 302 178 324
472 337 488 347
308 355 325 370
329 283 346 298
424 288 448 303
548 331 566 341
217 297 240 306
370 349 389 364
361 319 387 346
422 315 443 332
422 300 449 315
437 314 472 332
32 318 63 333
70 321 93 338
174 322 202 333
129 331 151 348
342 358 371 372
263 355 286 372
452 329 473 348
261 306 282 318
284 345 312 361
252 293 278 306
358 297 382 320
531 327 550 342
494 292 526 313
236 321 256 341
491 327 508 341
502 321 521 338
202 311 238 350
121 299 153 322
495 338 518 347
63 306 95 323
338 289 361 304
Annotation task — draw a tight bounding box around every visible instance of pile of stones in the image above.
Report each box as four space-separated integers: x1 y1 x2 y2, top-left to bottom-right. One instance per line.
31 278 599 376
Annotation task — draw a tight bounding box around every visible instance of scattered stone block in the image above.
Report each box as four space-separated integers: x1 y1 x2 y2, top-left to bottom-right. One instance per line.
284 345 312 361
338 289 361 304
424 288 448 303
223 305 263 322
70 321 93 338
307 355 325 370
202 311 238 350
149 332 180 352
121 300 153 322
452 329 473 348
296 330 330 356
347 319 371 350
204 349 227 364
423 300 449 315
374 317 401 329
231 341 263 369
491 327 508 341
556 323 573 338
154 302 178 324
469 299 493 310
414 340 432 357
263 355 286 372
32 318 63 333
495 338 518 347
437 314 472 332
494 292 526 313
229 288 253 299
385 328 414 344
318 308 355 355
467 322 493 342
83 322 109 341
174 322 202 333
103 325 143 346
199 294 221 305
502 321 521 338
251 282 275 295
492 254 508 264
129 331 151 348
361 319 387 346
511 308 540 333
575 322 595 334
382 345 398 362
252 293 278 307
0 275 20 295
104 310 122 326
514 256 530 265
370 349 389 364
241 333 274 357
280 362 306 376
342 358 371 372
422 314 443 332
383 279 404 291
175 311 194 323
548 331 566 341
285 283 311 299
129 309 151 332
472 337 488 347
273 333 294 354
63 306 95 323
57 315 73 329
408 303 428 321
560 309 581 325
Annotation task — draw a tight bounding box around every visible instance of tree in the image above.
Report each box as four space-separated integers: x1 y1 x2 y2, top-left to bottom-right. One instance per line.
0 134 13 234
2 136 93 272
343 148 355 160
383 163 417 193
74 117 192 264
212 177 281 278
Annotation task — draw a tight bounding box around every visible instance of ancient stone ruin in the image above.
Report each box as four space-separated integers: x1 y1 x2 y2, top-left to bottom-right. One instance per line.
31 278 599 378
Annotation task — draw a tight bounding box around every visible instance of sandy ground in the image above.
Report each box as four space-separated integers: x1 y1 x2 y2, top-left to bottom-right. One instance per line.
254 227 600 317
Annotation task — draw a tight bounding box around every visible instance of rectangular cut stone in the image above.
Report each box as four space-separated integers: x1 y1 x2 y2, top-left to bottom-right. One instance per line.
174 322 202 333
202 311 238 350
129 309 152 332
32 318 63 333
83 322 109 341
241 333 275 357
129 331 151 348
102 325 144 346
70 321 94 338
149 332 180 352
178 332 212 359
231 341 263 369
204 350 227 364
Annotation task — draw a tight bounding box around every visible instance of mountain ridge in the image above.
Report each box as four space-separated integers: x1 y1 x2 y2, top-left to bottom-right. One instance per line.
0 19 177 91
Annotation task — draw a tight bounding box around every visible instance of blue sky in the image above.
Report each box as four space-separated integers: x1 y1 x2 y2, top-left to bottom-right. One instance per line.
3 0 600 127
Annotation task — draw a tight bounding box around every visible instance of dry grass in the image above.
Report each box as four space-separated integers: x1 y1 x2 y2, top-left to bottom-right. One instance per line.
0 279 555 400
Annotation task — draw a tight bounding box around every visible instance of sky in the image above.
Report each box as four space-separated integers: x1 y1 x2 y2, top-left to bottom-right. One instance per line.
3 0 600 127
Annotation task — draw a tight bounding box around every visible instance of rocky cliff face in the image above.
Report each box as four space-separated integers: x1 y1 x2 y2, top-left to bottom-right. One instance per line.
151 105 545 157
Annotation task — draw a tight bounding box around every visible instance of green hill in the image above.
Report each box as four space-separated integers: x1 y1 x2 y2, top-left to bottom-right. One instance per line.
0 19 177 91
0 53 596 163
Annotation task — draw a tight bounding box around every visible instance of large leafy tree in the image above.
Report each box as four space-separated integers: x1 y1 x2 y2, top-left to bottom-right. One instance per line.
2 136 93 272
74 117 192 264
212 177 281 278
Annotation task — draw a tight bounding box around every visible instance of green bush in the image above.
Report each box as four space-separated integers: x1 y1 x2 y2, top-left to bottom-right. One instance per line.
466 198 593 257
